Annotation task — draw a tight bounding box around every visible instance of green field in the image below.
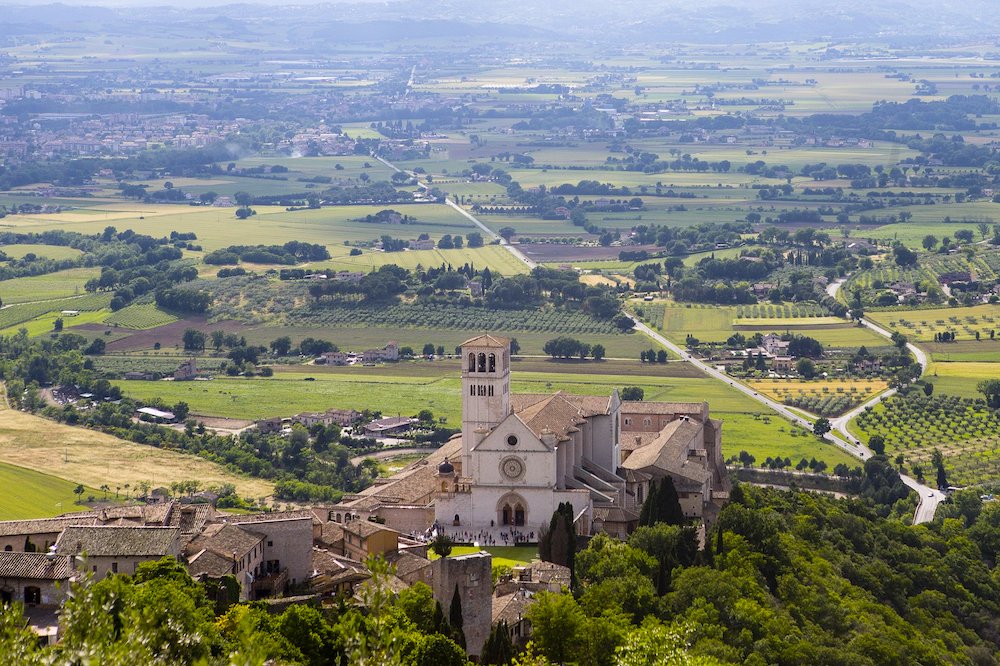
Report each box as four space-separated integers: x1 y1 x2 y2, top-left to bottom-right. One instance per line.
0 266 100 304
103 303 180 330
7 203 481 254
0 244 84 261
927 362 1000 398
0 461 99 520
114 361 856 468
640 301 886 347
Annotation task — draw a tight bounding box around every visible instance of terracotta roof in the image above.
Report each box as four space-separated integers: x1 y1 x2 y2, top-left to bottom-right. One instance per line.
592 505 640 523
513 392 587 442
0 516 98 537
620 419 711 486
512 393 612 418
0 552 73 580
317 522 345 548
187 548 237 578
339 437 461 510
384 550 431 578
461 333 509 348
528 560 571 586
343 520 397 540
620 401 708 419
493 590 534 625
186 523 263 560
55 526 180 558
228 511 315 525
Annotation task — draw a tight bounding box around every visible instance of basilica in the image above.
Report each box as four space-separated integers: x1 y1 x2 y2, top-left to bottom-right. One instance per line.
332 334 729 540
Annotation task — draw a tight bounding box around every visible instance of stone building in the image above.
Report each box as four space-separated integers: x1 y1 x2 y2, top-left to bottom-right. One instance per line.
432 552 492 658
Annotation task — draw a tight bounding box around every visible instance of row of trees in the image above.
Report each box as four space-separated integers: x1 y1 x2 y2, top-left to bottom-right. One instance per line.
542 337 605 360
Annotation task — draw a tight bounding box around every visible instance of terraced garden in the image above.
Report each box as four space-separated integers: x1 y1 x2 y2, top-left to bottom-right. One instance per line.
852 393 1000 486
103 303 179 330
0 292 112 332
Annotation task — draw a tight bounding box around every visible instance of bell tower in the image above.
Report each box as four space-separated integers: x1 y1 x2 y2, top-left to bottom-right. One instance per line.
460 334 511 473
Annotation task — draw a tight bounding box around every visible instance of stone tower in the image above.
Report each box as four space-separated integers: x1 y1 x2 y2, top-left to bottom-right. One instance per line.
432 551 493 658
460 333 510 474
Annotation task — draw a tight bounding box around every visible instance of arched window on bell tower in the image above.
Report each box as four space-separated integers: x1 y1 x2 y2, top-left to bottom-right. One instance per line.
477 353 486 372
488 353 496 372
468 353 476 372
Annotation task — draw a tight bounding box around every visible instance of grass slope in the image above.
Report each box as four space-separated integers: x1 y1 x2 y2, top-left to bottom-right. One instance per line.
0 461 99 520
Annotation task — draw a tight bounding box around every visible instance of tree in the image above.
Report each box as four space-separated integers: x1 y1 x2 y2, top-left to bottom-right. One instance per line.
233 191 253 206
613 315 634 332
524 591 585 665
74 484 85 504
592 344 605 361
482 620 514 665
53 317 63 332
894 244 918 266
466 232 484 248
422 343 436 356
270 336 292 356
869 435 886 456
978 379 1000 408
813 417 832 437
796 358 816 378
448 584 465 649
182 329 206 352
499 226 516 242
923 382 934 396
621 386 644 401
430 533 453 558
922 234 938 251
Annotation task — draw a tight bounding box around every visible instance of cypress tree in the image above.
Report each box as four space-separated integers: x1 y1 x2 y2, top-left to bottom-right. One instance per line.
482 620 513 665
639 480 658 526
449 584 465 649
659 476 685 526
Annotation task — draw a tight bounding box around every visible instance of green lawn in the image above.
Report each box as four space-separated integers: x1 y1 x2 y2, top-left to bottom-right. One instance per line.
429 546 537 568
0 461 99 520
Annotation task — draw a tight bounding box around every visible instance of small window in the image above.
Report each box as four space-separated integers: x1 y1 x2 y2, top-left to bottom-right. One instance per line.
507 435 518 447
488 385 494 397
111 562 118 574
624 417 632 426
267 540 273 547
643 418 651 426
24 587 40 605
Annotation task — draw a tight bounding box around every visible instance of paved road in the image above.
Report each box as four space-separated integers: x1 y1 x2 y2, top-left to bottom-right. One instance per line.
825 278 944 522
375 154 538 270
350 446 430 466
376 156 944 522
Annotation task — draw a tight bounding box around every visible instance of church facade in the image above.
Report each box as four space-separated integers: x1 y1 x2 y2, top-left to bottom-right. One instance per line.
331 334 729 541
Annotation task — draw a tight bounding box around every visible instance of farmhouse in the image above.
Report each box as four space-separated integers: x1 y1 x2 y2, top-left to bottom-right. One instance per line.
174 358 197 381
331 334 728 540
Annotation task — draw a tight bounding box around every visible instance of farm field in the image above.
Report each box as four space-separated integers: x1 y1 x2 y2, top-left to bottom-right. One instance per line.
0 292 112 334
927 362 1000 398
0 244 84 261
320 244 529 275
0 266 99 304
114 363 857 468
866 304 1000 342
749 378 889 417
0 461 100 520
102 303 179 330
4 202 481 254
641 301 886 347
0 400 273 500
851 393 1000 487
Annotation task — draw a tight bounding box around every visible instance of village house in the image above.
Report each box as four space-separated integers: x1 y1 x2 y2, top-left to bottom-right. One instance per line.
174 358 197 381
54 526 181 578
0 552 75 643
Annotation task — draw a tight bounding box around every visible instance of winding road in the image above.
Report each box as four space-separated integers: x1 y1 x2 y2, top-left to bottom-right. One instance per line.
825 279 944 522
376 155 943 522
